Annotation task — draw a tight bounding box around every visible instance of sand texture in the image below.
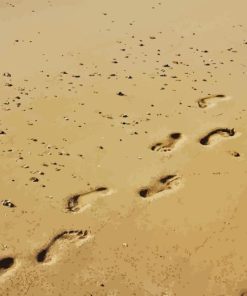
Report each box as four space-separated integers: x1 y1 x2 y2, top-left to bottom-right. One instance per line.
0 0 247 295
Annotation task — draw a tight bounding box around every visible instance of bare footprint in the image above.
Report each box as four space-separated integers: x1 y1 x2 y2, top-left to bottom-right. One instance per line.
199 128 236 146
197 94 230 108
150 132 182 152
36 230 90 264
0 257 15 276
66 186 111 213
139 174 181 199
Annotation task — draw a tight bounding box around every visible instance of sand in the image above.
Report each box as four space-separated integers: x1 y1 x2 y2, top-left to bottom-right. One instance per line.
0 0 247 295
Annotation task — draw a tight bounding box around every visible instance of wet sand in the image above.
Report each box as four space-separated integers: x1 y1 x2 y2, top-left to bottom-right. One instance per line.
0 0 247 295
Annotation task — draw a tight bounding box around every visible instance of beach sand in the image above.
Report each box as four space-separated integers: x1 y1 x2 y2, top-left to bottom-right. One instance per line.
0 0 247 295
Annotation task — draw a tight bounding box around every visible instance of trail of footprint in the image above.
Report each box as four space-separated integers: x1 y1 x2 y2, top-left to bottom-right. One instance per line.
199 128 235 146
66 186 110 213
150 132 182 152
36 230 90 264
139 174 181 199
0 257 15 276
197 94 230 109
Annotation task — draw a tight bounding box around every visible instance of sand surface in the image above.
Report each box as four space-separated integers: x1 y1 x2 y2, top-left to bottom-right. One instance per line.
0 0 247 295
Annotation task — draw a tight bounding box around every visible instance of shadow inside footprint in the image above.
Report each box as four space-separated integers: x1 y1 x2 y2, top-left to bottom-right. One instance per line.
200 128 235 146
36 230 89 264
159 174 177 184
66 187 109 213
0 257 14 274
139 174 180 199
139 188 150 198
150 132 182 152
36 249 47 263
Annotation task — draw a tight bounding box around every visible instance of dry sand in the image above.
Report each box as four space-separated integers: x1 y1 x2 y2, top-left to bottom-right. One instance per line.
0 0 247 295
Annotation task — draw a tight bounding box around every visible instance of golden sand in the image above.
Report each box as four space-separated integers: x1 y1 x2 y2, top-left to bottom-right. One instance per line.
0 0 247 295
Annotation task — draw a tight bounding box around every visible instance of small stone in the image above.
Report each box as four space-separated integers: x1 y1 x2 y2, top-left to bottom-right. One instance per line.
232 151 240 157
117 91 126 96
30 177 39 182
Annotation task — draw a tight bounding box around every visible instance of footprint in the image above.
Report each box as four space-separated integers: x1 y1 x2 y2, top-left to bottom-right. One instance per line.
199 128 236 146
66 187 110 213
36 230 90 264
197 94 230 108
0 257 15 276
150 132 182 152
139 174 181 199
